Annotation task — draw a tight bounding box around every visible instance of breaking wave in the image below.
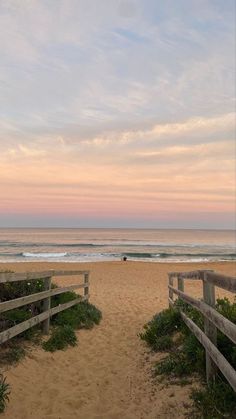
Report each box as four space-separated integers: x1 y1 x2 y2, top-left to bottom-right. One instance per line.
22 252 68 258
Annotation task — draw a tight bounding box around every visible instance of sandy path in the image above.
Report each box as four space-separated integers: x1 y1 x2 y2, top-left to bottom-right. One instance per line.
1 261 235 419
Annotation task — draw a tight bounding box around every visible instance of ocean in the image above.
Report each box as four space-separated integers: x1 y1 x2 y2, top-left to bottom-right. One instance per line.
0 228 235 263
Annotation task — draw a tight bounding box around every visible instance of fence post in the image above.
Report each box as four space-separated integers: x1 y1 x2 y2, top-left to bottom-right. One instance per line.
168 274 174 307
203 271 217 383
177 274 184 292
42 277 51 334
84 273 89 301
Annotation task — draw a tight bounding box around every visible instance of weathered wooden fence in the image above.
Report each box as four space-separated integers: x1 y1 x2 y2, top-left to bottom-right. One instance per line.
168 270 236 392
0 270 90 344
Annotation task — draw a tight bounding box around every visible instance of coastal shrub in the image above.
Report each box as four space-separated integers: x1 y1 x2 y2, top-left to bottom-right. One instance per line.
177 298 236 371
42 291 102 352
181 333 205 372
53 301 102 330
0 374 10 413
0 278 47 337
217 331 236 370
2 308 31 324
155 351 191 377
174 299 204 331
139 308 181 349
0 280 102 356
155 334 204 378
153 335 173 351
51 289 102 330
191 380 236 418
216 297 236 322
0 279 45 301
42 325 77 352
141 298 236 417
51 290 79 307
0 346 26 366
0 307 40 340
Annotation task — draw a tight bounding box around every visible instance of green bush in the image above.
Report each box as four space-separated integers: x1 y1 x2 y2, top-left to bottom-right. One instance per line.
0 308 40 340
182 333 205 373
43 293 102 352
155 336 205 379
0 279 49 336
141 298 236 417
51 290 80 307
174 299 204 331
217 331 236 370
0 282 102 356
191 380 236 418
153 335 173 351
216 297 236 322
139 308 181 349
2 308 31 324
0 374 10 413
53 300 102 330
42 325 77 352
0 279 45 301
155 351 191 377
0 346 25 365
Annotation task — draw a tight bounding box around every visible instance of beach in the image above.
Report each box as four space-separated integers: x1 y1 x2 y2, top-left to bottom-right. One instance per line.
1 261 236 419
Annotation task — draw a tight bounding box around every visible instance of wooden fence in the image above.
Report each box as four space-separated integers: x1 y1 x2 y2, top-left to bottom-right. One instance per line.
168 270 236 392
0 270 90 344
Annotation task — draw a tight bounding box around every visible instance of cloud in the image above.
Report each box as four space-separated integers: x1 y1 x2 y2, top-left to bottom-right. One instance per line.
17 145 46 157
0 0 235 227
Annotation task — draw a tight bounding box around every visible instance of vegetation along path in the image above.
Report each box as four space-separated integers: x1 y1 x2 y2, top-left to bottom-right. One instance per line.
1 261 235 419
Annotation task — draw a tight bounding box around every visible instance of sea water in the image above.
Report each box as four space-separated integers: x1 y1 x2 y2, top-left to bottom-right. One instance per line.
0 228 235 263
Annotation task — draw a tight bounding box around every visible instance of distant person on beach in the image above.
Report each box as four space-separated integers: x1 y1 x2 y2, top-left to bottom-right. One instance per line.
122 256 127 261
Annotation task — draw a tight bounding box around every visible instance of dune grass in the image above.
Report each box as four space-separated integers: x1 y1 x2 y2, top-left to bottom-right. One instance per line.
42 325 77 352
0 278 102 411
140 298 236 418
42 290 102 352
0 374 10 414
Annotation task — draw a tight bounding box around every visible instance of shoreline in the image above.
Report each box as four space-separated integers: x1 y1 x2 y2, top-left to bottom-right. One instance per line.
1 259 236 265
1 261 235 419
1 258 236 263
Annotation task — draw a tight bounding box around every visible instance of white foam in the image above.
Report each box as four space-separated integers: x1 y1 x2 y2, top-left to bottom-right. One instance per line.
23 252 67 258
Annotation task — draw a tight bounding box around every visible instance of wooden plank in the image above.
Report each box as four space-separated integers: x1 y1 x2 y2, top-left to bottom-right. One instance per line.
168 270 203 280
84 273 89 301
203 274 217 382
168 297 175 307
50 295 89 317
169 285 236 344
53 270 89 277
168 274 174 308
0 296 89 344
0 270 90 283
0 310 49 344
204 272 236 293
42 277 51 334
0 283 89 314
177 274 184 292
0 271 55 283
181 311 236 392
168 270 214 280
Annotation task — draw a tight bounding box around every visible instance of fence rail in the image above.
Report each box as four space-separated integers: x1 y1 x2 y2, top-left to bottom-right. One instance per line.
0 270 90 344
168 270 236 392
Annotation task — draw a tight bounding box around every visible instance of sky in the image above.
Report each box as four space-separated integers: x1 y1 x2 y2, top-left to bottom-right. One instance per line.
0 0 235 229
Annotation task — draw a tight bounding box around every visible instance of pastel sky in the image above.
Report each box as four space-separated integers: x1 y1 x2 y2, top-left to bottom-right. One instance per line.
0 0 235 229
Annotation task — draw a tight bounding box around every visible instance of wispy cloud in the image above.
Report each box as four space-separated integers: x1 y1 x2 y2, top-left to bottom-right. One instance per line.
0 0 235 228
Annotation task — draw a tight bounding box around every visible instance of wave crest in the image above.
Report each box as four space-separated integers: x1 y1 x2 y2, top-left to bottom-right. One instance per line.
22 252 68 258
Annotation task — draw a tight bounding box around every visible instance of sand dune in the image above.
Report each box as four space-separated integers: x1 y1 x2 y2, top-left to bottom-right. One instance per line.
1 261 235 419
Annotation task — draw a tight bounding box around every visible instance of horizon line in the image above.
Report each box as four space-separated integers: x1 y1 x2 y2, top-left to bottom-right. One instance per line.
0 226 235 232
